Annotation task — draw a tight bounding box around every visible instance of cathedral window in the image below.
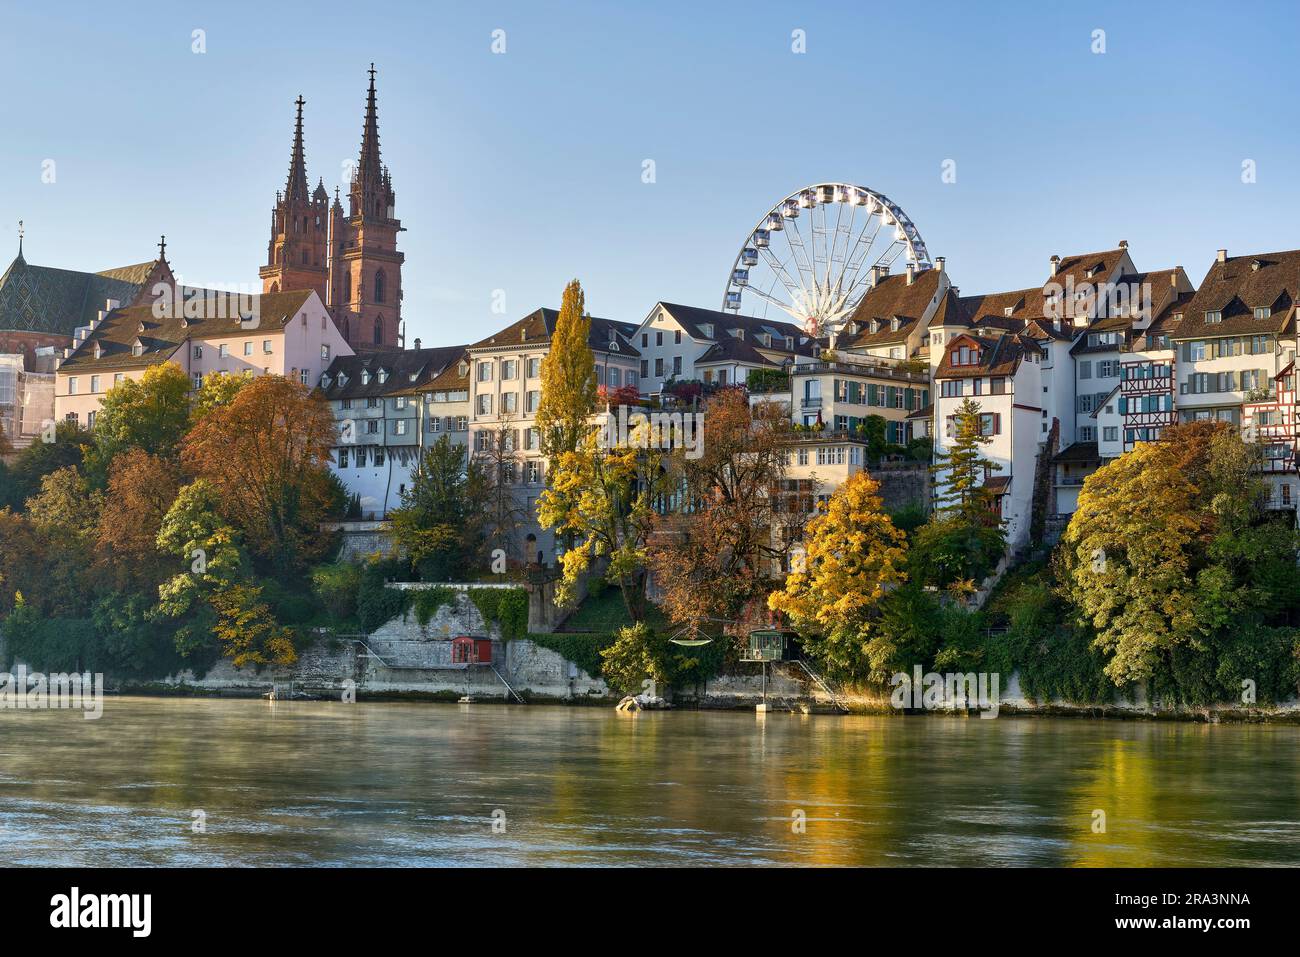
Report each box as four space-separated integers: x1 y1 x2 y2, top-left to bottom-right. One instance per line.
373 319 383 345
375 270 386 303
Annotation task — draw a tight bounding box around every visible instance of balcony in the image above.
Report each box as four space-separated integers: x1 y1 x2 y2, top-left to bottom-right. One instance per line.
800 396 823 412
792 358 930 384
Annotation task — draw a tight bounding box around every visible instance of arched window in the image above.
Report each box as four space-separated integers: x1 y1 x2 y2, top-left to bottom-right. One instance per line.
374 270 386 303
343 271 351 303
373 318 383 345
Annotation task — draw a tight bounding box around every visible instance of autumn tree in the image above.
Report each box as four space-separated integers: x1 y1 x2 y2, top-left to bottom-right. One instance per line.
1060 420 1300 691
535 279 596 459
768 471 909 676
25 465 104 543
95 449 181 591
0 419 90 510
646 390 797 628
535 279 596 554
182 375 337 575
538 426 670 619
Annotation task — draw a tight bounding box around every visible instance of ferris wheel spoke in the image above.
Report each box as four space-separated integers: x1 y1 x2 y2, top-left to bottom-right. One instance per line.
755 246 806 302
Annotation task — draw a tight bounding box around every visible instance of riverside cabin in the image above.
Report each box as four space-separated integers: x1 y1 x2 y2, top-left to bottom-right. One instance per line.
450 636 494 666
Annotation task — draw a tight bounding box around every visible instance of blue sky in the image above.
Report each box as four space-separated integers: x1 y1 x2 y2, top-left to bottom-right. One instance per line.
2 0 1299 345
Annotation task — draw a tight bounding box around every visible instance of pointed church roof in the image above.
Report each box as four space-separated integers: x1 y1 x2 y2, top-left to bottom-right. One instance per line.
0 248 159 337
284 95 310 203
356 64 382 186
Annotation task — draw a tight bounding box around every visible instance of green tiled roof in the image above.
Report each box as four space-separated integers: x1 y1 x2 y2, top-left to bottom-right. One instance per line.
0 252 154 337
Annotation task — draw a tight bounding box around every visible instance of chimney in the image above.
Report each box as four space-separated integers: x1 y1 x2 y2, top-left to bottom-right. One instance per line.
1171 271 1179 288
906 263 917 285
1118 240 1128 249
413 337 421 350
1217 248 1228 263
1049 255 1061 276
935 256 945 274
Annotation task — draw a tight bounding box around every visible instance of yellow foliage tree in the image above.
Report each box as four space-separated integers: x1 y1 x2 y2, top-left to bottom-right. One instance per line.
768 471 909 673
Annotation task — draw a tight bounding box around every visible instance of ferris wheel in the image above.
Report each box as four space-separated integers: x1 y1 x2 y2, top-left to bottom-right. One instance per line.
722 183 933 337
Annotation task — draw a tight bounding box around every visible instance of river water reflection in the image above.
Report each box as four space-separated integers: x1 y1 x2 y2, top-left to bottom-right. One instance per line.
1 697 1297 866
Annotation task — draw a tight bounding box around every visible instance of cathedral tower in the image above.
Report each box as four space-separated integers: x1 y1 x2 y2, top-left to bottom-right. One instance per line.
259 96 331 299
335 65 404 350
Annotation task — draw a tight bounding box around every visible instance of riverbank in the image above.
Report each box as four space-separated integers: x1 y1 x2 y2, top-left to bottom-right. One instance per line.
103 648 1300 724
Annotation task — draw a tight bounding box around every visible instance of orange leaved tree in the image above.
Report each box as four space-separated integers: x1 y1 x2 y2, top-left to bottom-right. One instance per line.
182 375 337 576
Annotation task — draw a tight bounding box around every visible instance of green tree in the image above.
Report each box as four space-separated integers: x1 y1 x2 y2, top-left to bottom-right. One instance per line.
932 397 1000 523
86 363 192 480
389 435 489 579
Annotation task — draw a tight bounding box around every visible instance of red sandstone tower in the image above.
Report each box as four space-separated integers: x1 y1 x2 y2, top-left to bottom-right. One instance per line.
259 96 331 300
260 67 404 352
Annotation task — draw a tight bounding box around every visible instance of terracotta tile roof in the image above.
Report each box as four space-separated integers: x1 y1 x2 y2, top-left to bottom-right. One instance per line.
59 288 315 372
935 331 1039 380
1173 249 1300 339
845 268 942 326
926 287 970 328
960 286 1045 324
836 315 918 349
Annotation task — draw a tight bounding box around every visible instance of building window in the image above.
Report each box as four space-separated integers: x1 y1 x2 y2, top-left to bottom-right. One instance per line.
527 357 541 378
219 344 229 358
1205 310 1222 324
526 390 540 414
244 341 253 356
1079 426 1096 442
300 370 309 386
90 375 100 393
478 394 493 415
193 374 203 390
1103 427 1118 442
338 448 349 468
375 270 386 303
456 416 468 432
640 359 649 378
502 392 518 414
502 359 517 379
478 362 493 382
365 420 379 434
263 340 273 354
321 344 330 360
394 420 408 436
527 460 541 484
655 358 664 377
1255 307 1272 320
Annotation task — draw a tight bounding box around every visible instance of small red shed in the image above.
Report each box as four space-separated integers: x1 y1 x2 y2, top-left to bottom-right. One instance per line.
451 636 493 665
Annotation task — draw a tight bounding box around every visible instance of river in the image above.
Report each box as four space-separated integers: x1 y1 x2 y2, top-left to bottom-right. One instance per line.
1 697 1297 866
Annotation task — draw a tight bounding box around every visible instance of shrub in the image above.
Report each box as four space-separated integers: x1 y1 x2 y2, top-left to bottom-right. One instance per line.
311 562 364 622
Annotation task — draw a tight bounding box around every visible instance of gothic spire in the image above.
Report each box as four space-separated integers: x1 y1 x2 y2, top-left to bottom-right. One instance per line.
284 95 309 203
356 64 382 191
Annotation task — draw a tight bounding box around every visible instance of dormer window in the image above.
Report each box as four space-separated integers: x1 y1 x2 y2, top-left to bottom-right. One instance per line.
458 361 468 376
361 370 371 385
1003 307 1013 317
870 320 880 334
952 344 979 366
131 339 144 357
700 323 713 338
93 343 103 360
890 317 901 332
1254 307 1272 320
377 369 388 384
338 373 348 387
1205 310 1222 324
320 374 331 388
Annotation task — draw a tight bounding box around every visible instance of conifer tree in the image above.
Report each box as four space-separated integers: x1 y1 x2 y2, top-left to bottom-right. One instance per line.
932 397 1000 523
